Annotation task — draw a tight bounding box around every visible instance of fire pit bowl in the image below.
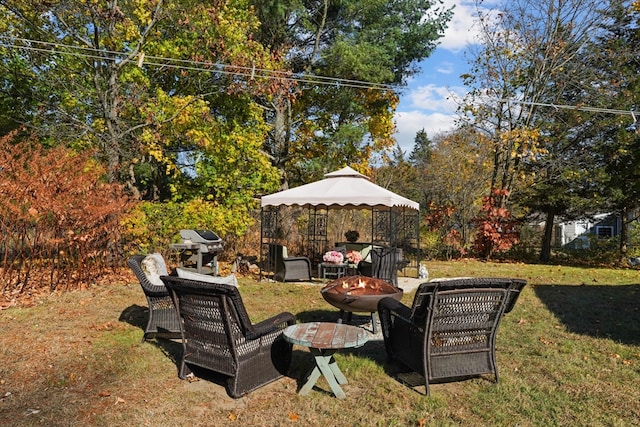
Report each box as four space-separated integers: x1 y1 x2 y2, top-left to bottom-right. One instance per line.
321 275 403 313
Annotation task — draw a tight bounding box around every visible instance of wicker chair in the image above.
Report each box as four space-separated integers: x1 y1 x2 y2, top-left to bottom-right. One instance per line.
267 243 312 282
370 247 401 286
378 277 527 395
160 275 296 398
127 255 181 342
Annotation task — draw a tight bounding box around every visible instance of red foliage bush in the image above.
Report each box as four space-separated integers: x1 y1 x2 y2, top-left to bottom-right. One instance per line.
0 132 133 298
472 189 521 259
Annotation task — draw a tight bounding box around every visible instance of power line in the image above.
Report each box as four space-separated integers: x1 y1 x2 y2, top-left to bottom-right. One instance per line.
0 36 396 91
2 36 637 120
502 99 636 118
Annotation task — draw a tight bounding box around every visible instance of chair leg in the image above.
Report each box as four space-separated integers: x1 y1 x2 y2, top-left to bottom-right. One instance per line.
142 311 154 343
422 359 430 395
370 312 377 334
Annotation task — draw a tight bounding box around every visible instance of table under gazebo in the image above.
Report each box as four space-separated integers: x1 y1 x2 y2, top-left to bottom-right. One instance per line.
260 166 420 280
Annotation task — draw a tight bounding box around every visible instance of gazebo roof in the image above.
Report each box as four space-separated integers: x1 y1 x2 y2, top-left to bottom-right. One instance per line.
260 166 419 211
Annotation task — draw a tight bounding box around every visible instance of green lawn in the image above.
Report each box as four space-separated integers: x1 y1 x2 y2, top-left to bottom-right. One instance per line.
1 259 639 426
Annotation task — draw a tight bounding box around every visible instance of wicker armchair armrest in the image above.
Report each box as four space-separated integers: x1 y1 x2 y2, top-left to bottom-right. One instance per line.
142 284 171 297
285 256 309 261
378 297 412 322
504 279 527 313
247 312 296 340
283 256 311 265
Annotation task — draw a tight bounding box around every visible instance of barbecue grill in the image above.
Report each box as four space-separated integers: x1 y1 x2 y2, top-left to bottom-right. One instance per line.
170 229 223 274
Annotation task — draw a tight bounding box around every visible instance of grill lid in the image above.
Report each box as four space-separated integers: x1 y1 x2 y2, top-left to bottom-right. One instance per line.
179 229 222 244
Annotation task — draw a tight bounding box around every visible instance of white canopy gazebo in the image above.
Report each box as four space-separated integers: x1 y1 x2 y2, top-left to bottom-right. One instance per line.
260 166 420 278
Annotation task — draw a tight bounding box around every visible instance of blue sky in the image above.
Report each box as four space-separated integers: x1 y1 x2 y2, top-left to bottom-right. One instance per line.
393 0 487 154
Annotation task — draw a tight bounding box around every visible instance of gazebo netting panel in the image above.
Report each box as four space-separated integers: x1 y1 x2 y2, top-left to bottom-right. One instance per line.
260 205 419 279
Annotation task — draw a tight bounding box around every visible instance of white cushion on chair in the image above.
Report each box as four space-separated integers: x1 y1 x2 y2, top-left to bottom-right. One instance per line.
141 253 168 287
360 245 384 263
176 268 239 287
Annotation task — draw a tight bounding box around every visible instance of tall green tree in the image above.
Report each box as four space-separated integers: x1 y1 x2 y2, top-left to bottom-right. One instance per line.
251 0 453 187
584 0 640 262
406 128 434 207
409 129 433 168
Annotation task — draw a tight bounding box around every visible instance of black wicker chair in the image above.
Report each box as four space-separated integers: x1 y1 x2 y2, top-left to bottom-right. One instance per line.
128 255 181 342
267 243 312 282
370 247 401 286
378 277 527 395
160 275 296 398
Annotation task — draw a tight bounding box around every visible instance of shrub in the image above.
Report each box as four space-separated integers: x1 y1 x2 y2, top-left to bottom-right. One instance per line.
0 133 132 295
472 189 521 260
121 199 257 261
422 202 466 260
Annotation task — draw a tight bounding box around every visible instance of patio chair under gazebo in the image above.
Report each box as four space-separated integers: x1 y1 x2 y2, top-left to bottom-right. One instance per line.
260 166 420 281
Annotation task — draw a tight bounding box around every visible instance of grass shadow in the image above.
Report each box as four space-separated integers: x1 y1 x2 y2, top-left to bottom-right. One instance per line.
294 308 344 323
119 304 182 370
118 304 148 330
534 283 640 345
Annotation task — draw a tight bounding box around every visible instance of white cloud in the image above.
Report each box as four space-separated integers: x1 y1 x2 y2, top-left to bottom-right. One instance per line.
394 110 458 153
407 84 465 112
436 61 455 75
394 84 467 151
438 0 484 52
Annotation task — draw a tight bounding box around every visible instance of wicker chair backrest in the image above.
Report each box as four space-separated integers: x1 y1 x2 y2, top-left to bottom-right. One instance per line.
370 247 400 285
410 278 527 323
161 275 254 337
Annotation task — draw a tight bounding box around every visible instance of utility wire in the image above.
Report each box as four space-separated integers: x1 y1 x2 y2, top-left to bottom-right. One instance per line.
1 36 637 119
0 36 396 91
501 99 636 118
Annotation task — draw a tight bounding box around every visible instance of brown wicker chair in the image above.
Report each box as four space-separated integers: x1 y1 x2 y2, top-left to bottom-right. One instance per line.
267 243 312 282
127 255 181 342
160 275 296 398
378 277 527 395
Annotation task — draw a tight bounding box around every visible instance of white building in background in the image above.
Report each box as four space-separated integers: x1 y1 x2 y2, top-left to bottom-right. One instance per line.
555 213 619 249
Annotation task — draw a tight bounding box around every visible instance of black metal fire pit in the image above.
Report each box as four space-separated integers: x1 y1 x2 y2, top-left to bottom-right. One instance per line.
321 275 403 333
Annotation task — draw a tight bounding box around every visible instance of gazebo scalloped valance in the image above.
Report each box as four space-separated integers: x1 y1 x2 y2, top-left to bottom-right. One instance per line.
260 166 419 211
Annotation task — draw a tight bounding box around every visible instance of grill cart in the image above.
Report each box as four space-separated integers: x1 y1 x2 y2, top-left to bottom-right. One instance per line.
170 229 223 274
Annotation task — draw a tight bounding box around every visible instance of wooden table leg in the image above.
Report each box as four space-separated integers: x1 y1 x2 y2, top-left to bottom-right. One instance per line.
299 348 348 399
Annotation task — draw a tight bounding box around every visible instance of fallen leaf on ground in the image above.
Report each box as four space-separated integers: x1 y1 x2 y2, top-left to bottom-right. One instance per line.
539 336 554 345
288 411 299 421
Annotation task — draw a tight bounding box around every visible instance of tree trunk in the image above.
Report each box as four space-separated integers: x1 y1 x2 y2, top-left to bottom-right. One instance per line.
619 206 628 264
540 209 555 263
271 92 292 190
